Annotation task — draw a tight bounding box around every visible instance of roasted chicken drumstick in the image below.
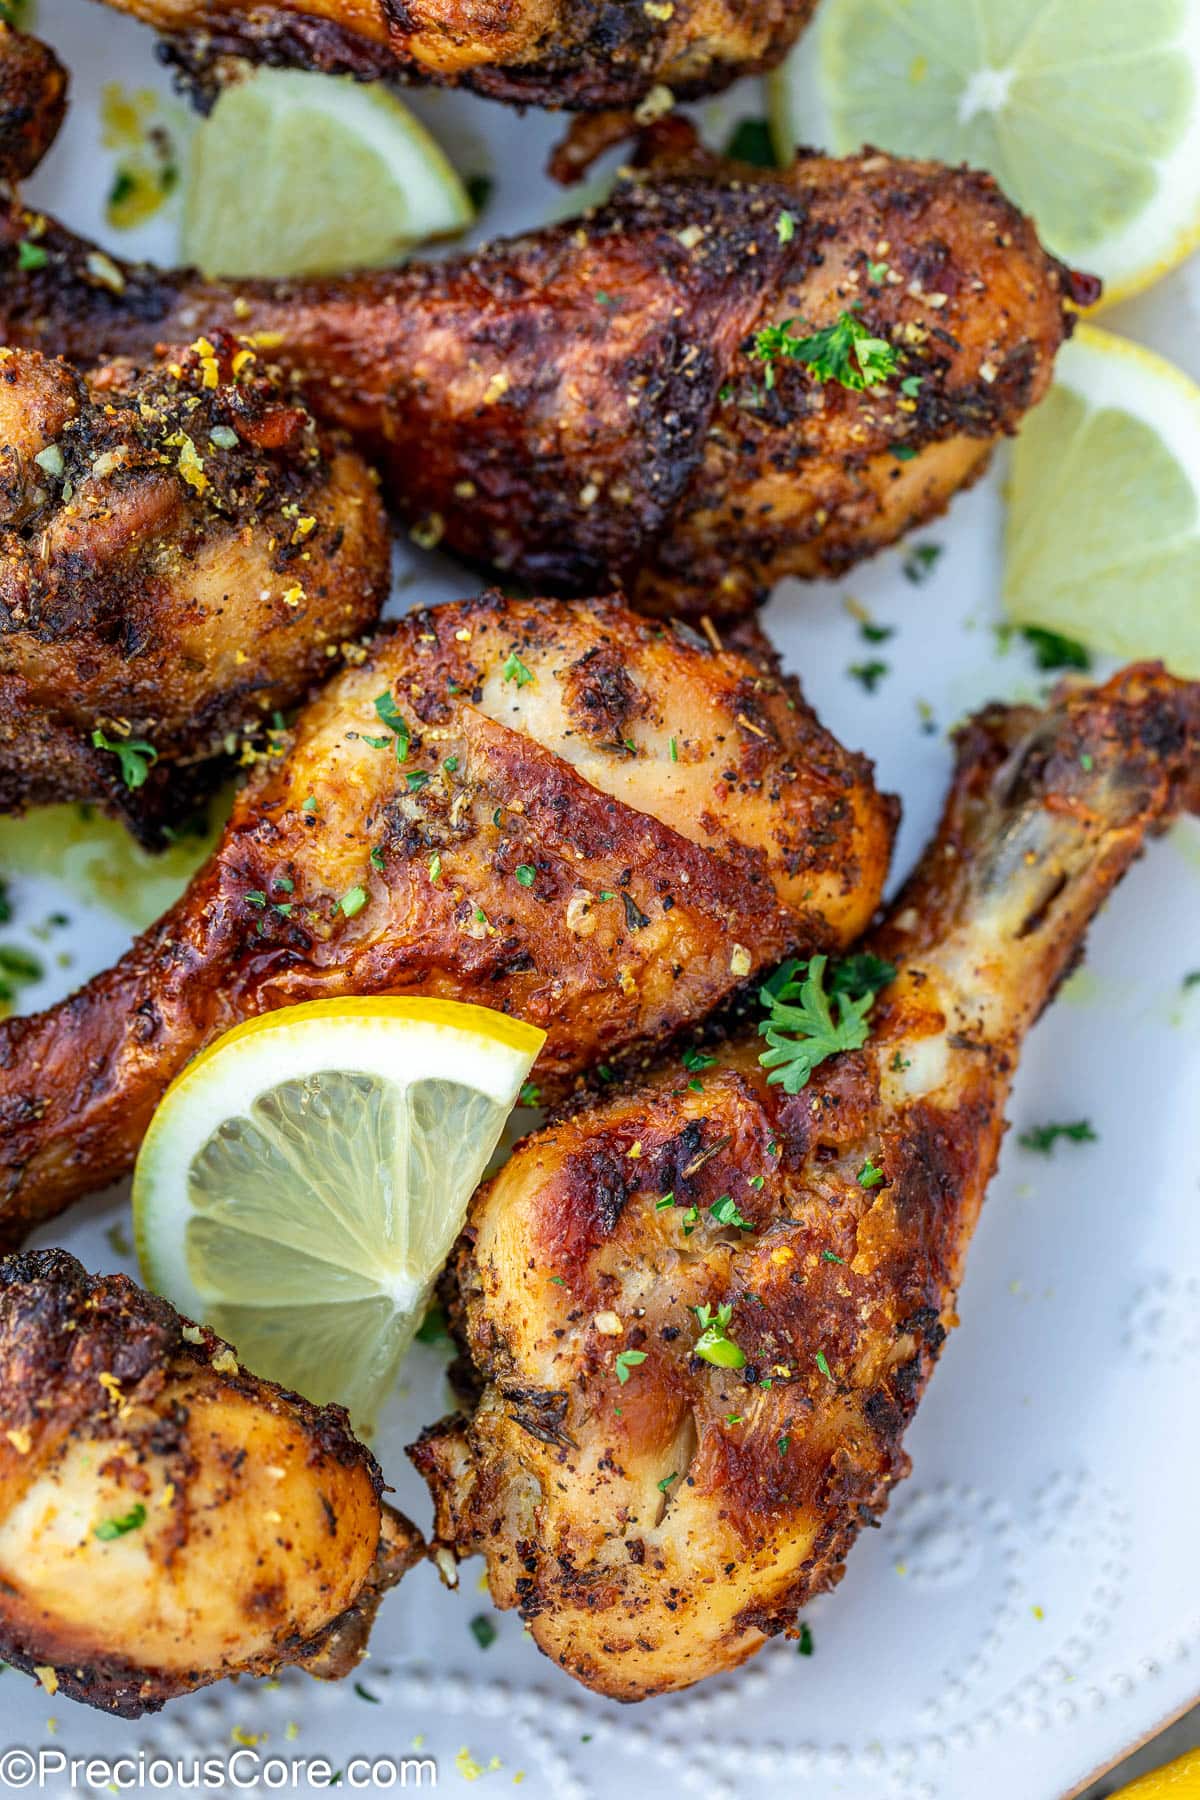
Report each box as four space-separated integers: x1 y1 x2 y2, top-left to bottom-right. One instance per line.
98 0 818 110
0 591 894 1242
0 1249 420 1716
412 663 1200 1700
0 331 389 840
0 88 1088 618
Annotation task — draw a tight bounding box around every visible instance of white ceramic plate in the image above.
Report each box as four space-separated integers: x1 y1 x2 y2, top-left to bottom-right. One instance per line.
7 3 1200 1794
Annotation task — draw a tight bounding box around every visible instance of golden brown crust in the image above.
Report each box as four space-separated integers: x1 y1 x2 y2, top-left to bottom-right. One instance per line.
0 115 1081 618
105 0 818 111
0 1248 420 1716
411 664 1200 1700
0 25 66 183
0 334 389 842
0 590 894 1243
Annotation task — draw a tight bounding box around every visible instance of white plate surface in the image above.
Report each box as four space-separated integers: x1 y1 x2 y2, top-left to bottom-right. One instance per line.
6 3 1200 1794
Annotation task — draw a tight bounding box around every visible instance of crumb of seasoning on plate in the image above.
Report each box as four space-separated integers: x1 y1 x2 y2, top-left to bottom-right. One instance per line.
455 1748 502 1781
1032 1604 1045 1621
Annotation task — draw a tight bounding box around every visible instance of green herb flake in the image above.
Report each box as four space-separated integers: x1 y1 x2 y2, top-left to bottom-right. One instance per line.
1021 626 1091 672
682 1046 716 1072
469 1615 497 1650
1018 1120 1098 1155
848 659 889 693
515 864 536 887
710 1195 753 1230
502 651 534 687
17 240 48 272
657 1472 678 1493
405 771 430 793
370 845 386 873
372 690 411 762
815 1350 833 1381
428 852 442 883
669 736 679 763
244 891 267 909
776 210 796 244
857 1157 884 1189
777 1434 791 1456
354 1682 381 1704
903 542 942 584
443 755 459 773
692 1302 746 1369
821 1249 845 1265
519 1081 540 1107
655 1192 675 1212
339 886 367 918
94 1503 146 1541
797 1621 814 1656
615 1349 648 1385
91 729 157 790
749 1174 765 1190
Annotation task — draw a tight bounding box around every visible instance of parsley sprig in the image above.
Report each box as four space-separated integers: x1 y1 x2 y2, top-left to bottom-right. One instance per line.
91 729 157 790
752 308 900 393
692 1302 746 1369
758 952 896 1095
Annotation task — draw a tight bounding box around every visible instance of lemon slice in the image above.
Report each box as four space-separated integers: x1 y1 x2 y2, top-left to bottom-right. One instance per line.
1110 1749 1200 1799
182 69 473 278
768 0 1200 305
1003 324 1200 676
134 998 544 1430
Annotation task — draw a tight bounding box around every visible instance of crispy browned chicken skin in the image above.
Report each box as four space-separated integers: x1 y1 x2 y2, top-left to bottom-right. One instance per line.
0 332 389 841
0 1248 420 1717
0 95 1089 618
412 664 1200 1700
97 0 817 110
0 591 894 1242
0 24 66 183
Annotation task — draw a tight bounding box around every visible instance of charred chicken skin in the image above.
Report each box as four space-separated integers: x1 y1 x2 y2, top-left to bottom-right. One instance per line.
98 0 818 110
0 85 1089 619
412 663 1200 1700
0 1248 420 1717
0 590 894 1243
0 332 389 841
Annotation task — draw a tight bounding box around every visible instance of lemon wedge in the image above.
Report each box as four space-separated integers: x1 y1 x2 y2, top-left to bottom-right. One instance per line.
768 0 1200 305
182 68 473 278
134 998 544 1431
1003 324 1200 676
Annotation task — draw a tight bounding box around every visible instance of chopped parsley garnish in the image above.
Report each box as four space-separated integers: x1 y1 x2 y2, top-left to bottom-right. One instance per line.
655 1192 675 1211
777 1434 791 1456
354 1682 381 1703
752 308 900 393
821 1249 844 1265
797 1621 814 1656
1018 1119 1098 1155
857 1157 884 1189
669 736 679 762
682 1046 716 1072
405 771 430 793
94 1503 146 1541
444 755 459 773
370 845 386 872
722 117 776 167
0 945 43 1004
1183 971 1200 990
830 953 898 1000
373 690 410 761
339 886 367 918
681 1203 700 1236
758 953 889 1094
519 1081 540 1107
903 542 942 584
1020 625 1092 671
725 1413 744 1425
469 1615 497 1650
865 259 890 285
244 891 267 909
815 1350 833 1381
466 173 493 213
614 1349 647 1384
515 864 536 887
710 1195 753 1230
427 852 441 882
860 620 895 644
17 239 48 271
692 1302 746 1369
848 659 889 693
657 1471 678 1493
502 651 534 687
890 1049 911 1072
900 374 923 398
302 794 317 812
776 210 796 244
91 729 157 790
749 1174 765 1190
